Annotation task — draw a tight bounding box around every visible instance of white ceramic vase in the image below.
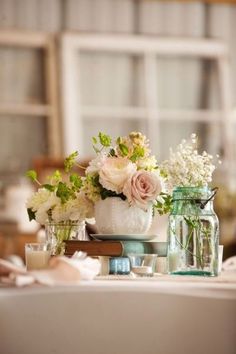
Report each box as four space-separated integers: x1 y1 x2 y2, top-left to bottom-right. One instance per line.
94 197 153 234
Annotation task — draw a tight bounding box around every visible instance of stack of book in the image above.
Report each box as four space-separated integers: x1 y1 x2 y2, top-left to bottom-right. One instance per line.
64 239 167 275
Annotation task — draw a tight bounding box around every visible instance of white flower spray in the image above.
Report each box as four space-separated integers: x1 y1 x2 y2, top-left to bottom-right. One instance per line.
160 133 219 192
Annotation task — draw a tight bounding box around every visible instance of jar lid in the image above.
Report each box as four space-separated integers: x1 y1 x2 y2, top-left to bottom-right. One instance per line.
173 186 218 209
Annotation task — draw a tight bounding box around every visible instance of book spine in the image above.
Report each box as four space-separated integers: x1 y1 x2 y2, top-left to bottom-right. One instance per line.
64 241 167 257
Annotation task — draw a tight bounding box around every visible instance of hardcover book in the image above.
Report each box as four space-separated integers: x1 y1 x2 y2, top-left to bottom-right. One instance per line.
64 240 167 257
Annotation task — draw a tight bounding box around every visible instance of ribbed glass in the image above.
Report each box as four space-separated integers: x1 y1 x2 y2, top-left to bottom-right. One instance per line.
167 186 219 276
45 221 86 255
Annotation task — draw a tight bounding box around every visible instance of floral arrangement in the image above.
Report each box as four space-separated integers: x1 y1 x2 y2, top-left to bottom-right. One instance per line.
160 133 219 192
26 153 93 225
26 132 219 224
83 132 164 211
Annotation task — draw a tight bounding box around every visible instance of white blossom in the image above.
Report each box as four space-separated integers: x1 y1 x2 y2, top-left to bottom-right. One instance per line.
86 153 106 175
160 134 217 191
51 192 94 223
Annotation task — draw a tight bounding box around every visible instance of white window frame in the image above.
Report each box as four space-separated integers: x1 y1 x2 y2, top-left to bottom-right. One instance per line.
60 33 233 166
0 30 61 156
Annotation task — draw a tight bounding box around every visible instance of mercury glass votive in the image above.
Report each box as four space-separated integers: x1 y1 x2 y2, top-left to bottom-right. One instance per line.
128 254 157 277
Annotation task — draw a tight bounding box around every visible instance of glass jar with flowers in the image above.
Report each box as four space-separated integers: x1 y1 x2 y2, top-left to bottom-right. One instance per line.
26 153 93 255
83 132 164 236
160 134 220 276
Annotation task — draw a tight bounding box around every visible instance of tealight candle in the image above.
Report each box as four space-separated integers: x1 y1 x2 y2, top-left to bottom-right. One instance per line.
25 243 51 271
128 254 157 277
131 266 153 276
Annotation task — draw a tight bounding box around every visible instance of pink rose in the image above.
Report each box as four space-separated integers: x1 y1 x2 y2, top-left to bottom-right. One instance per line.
123 170 162 209
99 157 136 193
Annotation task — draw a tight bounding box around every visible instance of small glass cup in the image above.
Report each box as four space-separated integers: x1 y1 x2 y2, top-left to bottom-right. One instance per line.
25 243 51 271
128 254 157 277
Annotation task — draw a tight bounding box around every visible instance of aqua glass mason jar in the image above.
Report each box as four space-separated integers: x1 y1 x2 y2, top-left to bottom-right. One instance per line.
167 186 219 276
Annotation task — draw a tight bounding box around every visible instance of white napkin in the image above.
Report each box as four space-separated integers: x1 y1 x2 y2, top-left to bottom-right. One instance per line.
222 256 236 272
0 253 100 287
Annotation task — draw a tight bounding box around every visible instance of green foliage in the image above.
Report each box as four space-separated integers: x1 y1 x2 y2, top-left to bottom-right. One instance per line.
92 174 100 187
116 137 121 145
109 148 116 157
42 184 56 192
70 173 82 190
100 188 126 201
27 208 36 221
26 170 38 182
51 170 62 183
130 146 145 162
93 145 101 154
64 151 79 172
98 132 111 147
154 193 173 215
159 169 168 179
56 182 73 204
92 136 98 144
118 143 129 157
184 216 200 230
92 132 112 153
26 151 85 208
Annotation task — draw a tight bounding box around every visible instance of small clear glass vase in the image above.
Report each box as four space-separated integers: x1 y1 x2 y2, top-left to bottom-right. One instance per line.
45 221 86 255
167 186 219 276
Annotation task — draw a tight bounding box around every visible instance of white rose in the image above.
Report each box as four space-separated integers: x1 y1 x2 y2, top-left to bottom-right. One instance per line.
26 188 59 212
35 209 49 225
99 157 136 193
86 153 106 175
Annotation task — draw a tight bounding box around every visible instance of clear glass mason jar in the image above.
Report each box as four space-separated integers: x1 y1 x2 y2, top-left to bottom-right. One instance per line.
167 186 219 276
45 220 86 255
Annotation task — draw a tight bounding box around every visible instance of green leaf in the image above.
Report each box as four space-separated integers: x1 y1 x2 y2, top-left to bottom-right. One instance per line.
154 193 173 215
109 148 116 157
87 174 100 187
98 132 111 147
56 182 72 203
42 184 55 192
92 136 97 144
93 174 100 187
52 170 61 182
100 188 126 201
64 151 79 172
27 208 36 221
130 146 145 162
118 143 129 157
70 174 82 189
93 145 100 154
26 170 37 182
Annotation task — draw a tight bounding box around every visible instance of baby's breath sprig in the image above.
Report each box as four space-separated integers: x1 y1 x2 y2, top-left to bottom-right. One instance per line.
160 133 218 191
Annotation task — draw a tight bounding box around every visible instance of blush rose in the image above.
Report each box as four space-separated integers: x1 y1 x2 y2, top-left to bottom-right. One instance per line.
123 170 162 209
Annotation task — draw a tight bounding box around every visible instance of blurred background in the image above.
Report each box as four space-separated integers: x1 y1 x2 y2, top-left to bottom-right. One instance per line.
0 0 236 261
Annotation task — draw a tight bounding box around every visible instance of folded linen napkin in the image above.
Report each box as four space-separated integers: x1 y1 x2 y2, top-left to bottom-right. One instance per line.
0 252 100 287
222 256 236 272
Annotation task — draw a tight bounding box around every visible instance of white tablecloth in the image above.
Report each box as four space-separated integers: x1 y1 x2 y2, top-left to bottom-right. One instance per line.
1 273 236 354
